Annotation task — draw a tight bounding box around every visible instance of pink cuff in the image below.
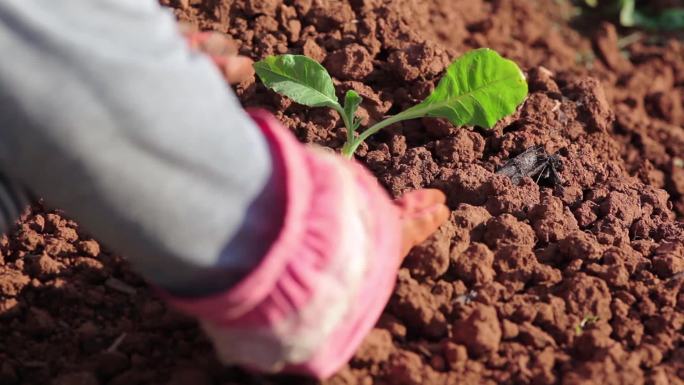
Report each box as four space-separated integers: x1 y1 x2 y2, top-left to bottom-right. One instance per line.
160 109 401 378
286 155 403 377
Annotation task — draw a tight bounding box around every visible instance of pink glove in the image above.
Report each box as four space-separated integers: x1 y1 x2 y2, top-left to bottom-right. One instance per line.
162 110 403 378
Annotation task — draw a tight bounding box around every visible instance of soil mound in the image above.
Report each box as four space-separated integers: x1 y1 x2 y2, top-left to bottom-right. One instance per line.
1 1 683 384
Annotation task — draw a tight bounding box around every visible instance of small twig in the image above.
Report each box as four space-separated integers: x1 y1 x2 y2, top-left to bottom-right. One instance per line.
617 32 644 50
106 333 127 353
105 278 137 295
414 344 432 357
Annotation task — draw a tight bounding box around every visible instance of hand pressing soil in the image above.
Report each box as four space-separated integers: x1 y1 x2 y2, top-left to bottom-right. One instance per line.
180 23 254 85
3 1 684 384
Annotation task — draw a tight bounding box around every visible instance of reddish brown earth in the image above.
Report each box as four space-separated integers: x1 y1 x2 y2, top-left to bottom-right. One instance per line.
2 1 684 385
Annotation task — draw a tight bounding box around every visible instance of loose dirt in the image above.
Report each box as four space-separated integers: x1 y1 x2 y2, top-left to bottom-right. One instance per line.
1 1 683 384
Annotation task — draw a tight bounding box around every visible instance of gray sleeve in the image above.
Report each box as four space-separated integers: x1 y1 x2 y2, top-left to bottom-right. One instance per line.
0 0 282 294
0 173 29 231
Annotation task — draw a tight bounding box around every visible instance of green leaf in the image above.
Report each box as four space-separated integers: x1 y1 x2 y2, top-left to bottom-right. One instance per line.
253 55 340 109
619 0 636 26
401 48 528 129
618 0 684 31
633 7 684 30
585 0 598 8
343 90 362 130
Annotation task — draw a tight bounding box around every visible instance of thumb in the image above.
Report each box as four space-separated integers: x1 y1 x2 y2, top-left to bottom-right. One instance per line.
396 189 450 257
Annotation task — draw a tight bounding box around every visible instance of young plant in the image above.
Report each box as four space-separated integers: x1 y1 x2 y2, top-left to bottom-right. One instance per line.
253 48 528 158
575 315 600 336
584 0 684 30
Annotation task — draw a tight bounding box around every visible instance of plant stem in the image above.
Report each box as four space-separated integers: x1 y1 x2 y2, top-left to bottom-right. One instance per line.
616 31 643 50
335 105 355 145
340 105 430 158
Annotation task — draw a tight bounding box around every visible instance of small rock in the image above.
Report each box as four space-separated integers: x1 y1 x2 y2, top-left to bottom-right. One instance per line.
377 314 407 340
55 226 79 242
443 342 468 371
386 350 425 385
44 238 76 257
501 319 519 339
452 304 502 356
0 299 20 319
405 221 452 279
354 328 394 365
29 254 63 279
242 0 280 17
517 323 557 349
302 39 326 63
0 271 29 297
484 214 536 250
652 254 684 278
453 243 495 285
77 240 101 257
324 44 374 81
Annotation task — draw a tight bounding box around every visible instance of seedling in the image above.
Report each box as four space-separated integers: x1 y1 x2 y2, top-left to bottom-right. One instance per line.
574 315 600 336
583 0 684 30
253 48 528 158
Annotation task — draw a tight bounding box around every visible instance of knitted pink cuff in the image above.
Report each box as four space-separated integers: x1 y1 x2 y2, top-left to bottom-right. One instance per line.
162 109 401 378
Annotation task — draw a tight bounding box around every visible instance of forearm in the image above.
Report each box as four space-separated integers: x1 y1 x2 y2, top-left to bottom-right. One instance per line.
0 0 283 295
0 173 29 231
0 1 426 379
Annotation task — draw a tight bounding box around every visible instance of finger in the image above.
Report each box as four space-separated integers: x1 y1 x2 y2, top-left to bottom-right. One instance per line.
198 32 239 56
214 56 255 85
184 30 240 58
400 202 450 256
396 189 447 218
178 22 198 37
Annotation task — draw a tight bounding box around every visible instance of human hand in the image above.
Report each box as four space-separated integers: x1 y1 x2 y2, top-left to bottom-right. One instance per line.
396 189 450 256
160 110 450 378
179 23 254 84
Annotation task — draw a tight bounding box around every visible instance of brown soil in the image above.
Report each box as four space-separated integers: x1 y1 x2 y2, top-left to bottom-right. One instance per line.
2 1 684 385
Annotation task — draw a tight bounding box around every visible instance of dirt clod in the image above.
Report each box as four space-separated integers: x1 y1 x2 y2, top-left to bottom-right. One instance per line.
452 304 502 357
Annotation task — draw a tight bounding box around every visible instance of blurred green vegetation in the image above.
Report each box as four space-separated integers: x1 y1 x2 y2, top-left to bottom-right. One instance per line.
582 0 684 30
